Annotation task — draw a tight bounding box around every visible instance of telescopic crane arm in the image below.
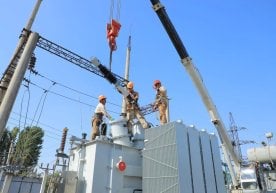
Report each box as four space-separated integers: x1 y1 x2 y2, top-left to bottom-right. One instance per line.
149 0 241 186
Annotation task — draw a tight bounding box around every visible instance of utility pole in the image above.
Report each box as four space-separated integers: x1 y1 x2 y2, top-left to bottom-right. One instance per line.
0 0 42 139
0 32 39 139
121 36 131 117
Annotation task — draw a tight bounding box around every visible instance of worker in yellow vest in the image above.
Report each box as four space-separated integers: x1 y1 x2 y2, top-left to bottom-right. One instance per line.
153 80 168 125
125 81 149 129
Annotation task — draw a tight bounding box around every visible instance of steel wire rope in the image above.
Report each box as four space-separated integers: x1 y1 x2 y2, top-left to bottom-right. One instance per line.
32 71 121 108
109 0 114 22
109 0 121 21
116 0 121 21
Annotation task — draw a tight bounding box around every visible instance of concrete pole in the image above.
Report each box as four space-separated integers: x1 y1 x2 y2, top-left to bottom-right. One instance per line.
0 32 39 138
25 0 43 30
121 36 131 116
0 0 42 105
39 168 49 193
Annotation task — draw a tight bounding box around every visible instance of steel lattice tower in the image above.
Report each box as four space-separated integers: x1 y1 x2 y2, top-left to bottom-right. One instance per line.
228 112 243 160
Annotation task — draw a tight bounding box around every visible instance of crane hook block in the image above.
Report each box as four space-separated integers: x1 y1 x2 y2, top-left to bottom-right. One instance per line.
107 19 121 51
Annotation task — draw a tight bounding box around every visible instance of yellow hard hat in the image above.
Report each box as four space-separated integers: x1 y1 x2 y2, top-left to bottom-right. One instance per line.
127 81 134 89
98 95 106 102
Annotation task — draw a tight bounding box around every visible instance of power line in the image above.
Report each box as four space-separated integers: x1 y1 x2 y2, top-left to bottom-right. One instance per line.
8 117 61 140
10 112 64 136
27 70 156 116
30 70 121 108
9 112 89 143
30 81 56 127
23 78 121 115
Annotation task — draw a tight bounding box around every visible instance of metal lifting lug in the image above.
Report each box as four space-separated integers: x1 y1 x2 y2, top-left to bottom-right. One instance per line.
152 2 164 12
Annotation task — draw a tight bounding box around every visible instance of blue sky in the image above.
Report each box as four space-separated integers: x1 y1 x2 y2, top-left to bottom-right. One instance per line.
1 0 276 166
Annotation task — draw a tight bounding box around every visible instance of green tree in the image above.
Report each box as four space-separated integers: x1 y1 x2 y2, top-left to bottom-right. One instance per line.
0 130 10 165
10 127 20 141
0 127 19 165
12 126 44 168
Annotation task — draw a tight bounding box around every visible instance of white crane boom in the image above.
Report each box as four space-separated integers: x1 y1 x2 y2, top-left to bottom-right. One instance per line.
150 0 242 186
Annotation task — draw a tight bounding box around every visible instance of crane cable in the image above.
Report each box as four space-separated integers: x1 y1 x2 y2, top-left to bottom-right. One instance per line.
107 0 121 71
109 0 121 21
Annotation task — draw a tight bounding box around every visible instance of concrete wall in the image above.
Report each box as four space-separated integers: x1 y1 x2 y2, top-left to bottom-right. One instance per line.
0 175 41 193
